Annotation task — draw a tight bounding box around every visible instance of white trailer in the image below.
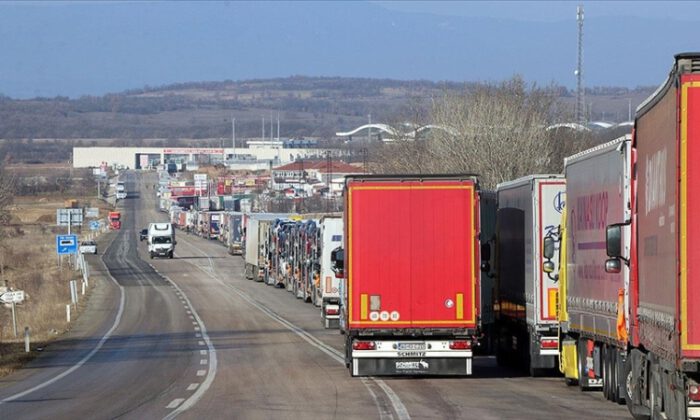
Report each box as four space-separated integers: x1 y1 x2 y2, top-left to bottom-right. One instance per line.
316 216 344 328
495 174 566 375
245 218 262 280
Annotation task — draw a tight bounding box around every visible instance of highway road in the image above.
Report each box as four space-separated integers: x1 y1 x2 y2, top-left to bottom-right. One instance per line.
0 171 632 419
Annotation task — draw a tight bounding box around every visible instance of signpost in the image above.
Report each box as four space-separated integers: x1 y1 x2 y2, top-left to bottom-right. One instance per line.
56 208 83 230
56 235 78 255
1 290 25 337
0 290 25 304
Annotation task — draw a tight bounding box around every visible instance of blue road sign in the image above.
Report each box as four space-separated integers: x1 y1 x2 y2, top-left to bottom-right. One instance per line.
56 234 78 255
89 221 100 231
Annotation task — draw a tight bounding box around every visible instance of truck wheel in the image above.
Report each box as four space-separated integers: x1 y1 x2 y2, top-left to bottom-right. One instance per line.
169 252 174 259
150 252 154 259
577 339 590 391
603 345 612 400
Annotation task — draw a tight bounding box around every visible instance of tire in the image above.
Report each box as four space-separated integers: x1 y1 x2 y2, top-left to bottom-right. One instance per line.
169 252 173 259
578 339 589 391
150 252 154 259
603 345 612 401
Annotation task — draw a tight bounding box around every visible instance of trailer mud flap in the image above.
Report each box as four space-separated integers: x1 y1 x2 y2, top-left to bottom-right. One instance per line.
353 358 472 376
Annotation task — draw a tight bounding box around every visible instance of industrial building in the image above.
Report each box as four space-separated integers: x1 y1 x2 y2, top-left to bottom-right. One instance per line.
72 145 338 169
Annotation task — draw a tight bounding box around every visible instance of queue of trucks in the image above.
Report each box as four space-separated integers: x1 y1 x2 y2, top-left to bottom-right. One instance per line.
147 51 699 419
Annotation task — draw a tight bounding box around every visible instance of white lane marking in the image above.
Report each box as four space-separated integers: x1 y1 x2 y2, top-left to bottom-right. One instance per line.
0 235 126 404
200 350 207 355
166 398 184 409
192 321 198 325
198 341 205 346
161 273 217 420
195 333 202 338
187 383 199 391
186 310 192 315
200 359 208 365
189 315 195 320
178 239 409 420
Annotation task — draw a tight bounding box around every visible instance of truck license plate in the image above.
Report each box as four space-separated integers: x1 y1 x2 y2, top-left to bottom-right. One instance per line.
398 343 426 351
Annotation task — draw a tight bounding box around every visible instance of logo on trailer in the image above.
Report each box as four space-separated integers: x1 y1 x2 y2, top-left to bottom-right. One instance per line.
553 191 566 214
444 298 454 309
369 311 380 321
395 360 430 370
390 311 400 321
380 311 390 321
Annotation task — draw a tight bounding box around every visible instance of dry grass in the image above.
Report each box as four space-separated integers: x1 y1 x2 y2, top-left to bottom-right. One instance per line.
0 195 106 377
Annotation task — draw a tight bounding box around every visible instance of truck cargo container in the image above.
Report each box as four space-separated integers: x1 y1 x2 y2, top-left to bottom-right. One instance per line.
244 214 291 281
495 175 565 375
543 136 632 399
603 53 700 420
207 211 223 240
340 175 482 376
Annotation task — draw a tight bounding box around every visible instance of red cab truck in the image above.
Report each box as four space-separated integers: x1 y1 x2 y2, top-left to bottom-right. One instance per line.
340 175 482 376
108 211 121 230
605 52 700 420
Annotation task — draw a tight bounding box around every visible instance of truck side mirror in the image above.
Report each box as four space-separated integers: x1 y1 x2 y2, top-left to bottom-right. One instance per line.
605 258 622 274
543 260 555 273
480 243 491 261
543 237 555 260
331 247 344 278
480 261 491 273
606 224 622 258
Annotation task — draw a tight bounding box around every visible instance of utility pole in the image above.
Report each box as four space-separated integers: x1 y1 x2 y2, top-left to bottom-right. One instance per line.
575 5 586 126
628 98 632 121
262 117 265 141
277 112 280 141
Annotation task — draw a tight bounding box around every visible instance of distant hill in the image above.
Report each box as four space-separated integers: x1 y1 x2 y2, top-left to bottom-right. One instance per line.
0 76 654 141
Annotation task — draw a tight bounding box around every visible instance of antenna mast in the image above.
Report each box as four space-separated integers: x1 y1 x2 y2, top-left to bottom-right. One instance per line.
576 5 585 125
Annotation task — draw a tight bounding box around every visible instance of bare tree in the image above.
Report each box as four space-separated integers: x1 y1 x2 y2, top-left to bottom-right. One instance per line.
0 164 15 242
375 76 584 189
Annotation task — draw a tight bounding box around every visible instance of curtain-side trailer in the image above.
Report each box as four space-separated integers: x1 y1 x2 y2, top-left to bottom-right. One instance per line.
605 53 700 420
341 175 482 376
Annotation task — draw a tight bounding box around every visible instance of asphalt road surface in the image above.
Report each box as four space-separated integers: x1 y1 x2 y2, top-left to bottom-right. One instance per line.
0 171 632 419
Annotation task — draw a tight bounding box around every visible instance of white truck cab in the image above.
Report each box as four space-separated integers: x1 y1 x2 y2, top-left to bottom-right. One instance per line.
148 222 176 259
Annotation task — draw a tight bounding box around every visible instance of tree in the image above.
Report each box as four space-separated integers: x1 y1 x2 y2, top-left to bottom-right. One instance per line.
375 76 585 189
0 164 15 241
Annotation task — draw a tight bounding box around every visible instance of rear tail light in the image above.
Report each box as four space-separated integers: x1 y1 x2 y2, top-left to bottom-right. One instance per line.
449 340 471 350
325 307 339 315
352 341 376 351
541 339 558 349
689 385 700 401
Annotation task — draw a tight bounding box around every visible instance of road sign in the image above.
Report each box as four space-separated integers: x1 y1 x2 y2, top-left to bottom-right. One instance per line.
89 221 100 231
56 208 83 227
56 234 78 255
85 207 99 218
0 290 25 304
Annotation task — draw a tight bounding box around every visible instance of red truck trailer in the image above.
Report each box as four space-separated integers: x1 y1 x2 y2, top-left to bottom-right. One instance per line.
604 53 700 420
340 175 482 376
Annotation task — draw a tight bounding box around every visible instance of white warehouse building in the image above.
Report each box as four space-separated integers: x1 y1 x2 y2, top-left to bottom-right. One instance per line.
72 146 336 169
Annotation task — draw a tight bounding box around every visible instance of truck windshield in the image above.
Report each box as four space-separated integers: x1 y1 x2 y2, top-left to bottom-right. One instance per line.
153 237 172 244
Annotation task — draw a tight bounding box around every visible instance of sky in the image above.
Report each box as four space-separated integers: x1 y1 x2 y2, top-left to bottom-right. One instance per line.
1 1 699 99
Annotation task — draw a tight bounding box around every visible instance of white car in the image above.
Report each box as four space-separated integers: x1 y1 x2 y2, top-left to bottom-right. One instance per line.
79 241 97 254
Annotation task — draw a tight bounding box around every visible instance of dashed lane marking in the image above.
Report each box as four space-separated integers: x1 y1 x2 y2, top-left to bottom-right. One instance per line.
166 398 184 409
196 370 206 377
187 383 199 391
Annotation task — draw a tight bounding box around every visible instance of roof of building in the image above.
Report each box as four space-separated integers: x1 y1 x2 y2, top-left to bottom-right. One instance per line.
273 160 364 173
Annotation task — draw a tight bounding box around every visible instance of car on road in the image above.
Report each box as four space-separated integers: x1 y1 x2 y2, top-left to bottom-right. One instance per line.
139 228 148 241
79 240 97 254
